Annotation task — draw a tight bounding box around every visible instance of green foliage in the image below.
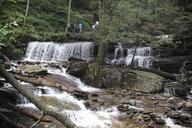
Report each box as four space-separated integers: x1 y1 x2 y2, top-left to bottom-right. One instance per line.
0 0 192 59
0 0 95 59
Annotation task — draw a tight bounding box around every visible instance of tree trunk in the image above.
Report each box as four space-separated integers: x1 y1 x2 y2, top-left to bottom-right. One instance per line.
13 105 52 123
23 0 30 26
65 0 72 32
155 0 158 23
131 47 137 66
97 43 105 65
0 63 76 128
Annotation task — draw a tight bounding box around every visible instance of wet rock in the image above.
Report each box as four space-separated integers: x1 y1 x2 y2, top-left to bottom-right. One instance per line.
123 100 143 107
16 65 47 76
142 110 153 115
72 90 88 100
0 81 4 87
163 82 188 97
177 102 186 110
180 113 191 124
143 115 151 121
186 102 192 110
68 57 84 61
67 61 88 77
168 111 181 119
150 113 157 120
149 113 165 125
0 87 17 105
117 105 129 112
117 104 144 114
175 87 188 97
154 118 165 124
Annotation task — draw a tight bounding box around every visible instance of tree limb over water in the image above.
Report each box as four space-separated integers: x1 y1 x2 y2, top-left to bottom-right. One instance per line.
0 63 76 128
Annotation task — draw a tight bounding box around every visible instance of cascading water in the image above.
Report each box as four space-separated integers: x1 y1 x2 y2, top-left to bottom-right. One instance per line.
110 43 153 68
17 66 119 128
25 41 94 62
125 47 153 68
111 43 124 64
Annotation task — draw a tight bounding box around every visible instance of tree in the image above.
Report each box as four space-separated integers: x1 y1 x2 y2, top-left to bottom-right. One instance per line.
23 0 30 26
96 0 120 65
65 0 72 32
0 63 76 128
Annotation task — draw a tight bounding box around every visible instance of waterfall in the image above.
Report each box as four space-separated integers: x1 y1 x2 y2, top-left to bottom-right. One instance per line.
164 88 175 96
110 43 154 68
125 47 153 68
25 41 94 62
111 43 124 64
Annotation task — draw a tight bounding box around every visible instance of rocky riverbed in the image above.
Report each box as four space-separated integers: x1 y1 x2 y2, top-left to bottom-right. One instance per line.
0 61 191 128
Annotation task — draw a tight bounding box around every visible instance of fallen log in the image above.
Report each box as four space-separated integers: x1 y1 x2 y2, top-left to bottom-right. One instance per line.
13 106 52 123
0 63 76 128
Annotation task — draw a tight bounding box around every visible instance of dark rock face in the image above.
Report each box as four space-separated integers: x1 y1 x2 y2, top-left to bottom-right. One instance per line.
0 87 17 107
0 81 4 87
153 56 192 73
153 45 192 73
67 61 88 77
68 57 84 62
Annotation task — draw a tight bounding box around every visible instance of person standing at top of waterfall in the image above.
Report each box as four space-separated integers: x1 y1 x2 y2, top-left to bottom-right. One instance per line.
92 21 99 30
79 22 83 33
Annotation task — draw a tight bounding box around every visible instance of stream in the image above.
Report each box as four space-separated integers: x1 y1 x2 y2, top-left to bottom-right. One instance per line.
4 41 191 128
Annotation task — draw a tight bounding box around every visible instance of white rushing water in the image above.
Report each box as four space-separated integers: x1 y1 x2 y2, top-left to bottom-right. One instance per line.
18 65 118 128
18 85 119 128
25 41 94 62
165 118 185 128
111 43 153 68
125 47 153 68
46 66 100 92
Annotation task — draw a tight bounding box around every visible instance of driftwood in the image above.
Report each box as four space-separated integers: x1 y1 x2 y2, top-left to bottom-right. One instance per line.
0 63 76 128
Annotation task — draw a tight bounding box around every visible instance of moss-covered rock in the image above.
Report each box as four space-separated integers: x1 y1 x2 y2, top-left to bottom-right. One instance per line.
82 63 164 93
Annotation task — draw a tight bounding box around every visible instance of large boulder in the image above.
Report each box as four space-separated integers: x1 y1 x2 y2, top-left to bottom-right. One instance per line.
0 87 17 107
83 64 164 93
67 61 88 77
15 64 47 76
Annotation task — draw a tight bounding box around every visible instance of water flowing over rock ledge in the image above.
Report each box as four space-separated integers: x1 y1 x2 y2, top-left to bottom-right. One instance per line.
25 41 95 62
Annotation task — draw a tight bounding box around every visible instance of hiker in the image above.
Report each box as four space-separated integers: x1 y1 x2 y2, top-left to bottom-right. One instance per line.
79 22 83 33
